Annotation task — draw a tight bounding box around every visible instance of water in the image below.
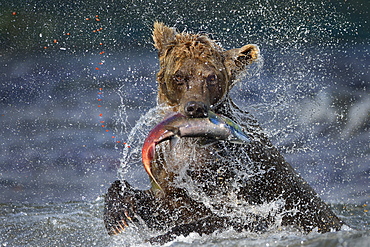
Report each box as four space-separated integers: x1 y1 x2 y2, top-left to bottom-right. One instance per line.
1 199 369 246
1 0 369 246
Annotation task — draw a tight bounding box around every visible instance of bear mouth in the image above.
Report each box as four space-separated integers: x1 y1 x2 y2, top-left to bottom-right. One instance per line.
141 111 250 190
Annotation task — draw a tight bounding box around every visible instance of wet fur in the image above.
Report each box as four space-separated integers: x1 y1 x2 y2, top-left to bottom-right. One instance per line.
104 23 343 244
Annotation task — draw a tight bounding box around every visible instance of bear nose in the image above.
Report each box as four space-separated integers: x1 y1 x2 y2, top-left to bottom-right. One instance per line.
184 101 208 118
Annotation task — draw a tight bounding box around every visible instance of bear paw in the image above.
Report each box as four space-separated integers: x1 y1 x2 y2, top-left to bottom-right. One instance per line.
103 180 138 235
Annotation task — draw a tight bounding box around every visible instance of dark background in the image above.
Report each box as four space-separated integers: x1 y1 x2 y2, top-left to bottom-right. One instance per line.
0 0 369 204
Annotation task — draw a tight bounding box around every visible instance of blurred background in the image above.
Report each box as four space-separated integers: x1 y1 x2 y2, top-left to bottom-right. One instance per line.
0 0 369 205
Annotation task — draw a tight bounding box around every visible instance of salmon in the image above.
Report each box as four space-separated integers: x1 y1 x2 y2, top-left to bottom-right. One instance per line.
141 111 250 190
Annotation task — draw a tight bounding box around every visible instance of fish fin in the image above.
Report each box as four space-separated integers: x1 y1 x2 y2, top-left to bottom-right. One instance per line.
232 129 251 143
169 136 180 150
164 125 179 134
150 178 163 192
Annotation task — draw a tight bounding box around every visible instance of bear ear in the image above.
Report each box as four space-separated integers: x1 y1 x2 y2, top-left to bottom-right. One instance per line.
223 44 259 82
153 22 176 53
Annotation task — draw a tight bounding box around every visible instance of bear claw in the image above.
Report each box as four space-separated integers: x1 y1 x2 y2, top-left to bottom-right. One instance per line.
104 180 138 235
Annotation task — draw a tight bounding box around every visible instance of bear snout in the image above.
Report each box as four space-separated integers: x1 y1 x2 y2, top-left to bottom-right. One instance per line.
184 101 208 118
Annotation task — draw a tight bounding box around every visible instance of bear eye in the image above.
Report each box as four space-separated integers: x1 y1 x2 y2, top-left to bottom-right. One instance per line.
173 74 186 85
206 74 217 85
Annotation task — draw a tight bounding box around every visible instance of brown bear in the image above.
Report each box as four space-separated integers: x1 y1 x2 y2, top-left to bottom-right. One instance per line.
103 22 343 244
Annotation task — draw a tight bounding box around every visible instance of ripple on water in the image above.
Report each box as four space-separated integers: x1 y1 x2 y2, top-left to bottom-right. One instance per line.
0 200 369 247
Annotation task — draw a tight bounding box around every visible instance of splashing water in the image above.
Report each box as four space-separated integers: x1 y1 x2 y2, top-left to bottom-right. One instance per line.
96 87 131 148
2 199 368 246
1 0 368 246
118 106 171 184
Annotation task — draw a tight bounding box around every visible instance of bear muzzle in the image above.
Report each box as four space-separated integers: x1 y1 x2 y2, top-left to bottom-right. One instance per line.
184 101 209 118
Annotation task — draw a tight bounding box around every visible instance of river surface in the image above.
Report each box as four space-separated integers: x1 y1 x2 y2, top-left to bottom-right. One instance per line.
1 199 369 247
